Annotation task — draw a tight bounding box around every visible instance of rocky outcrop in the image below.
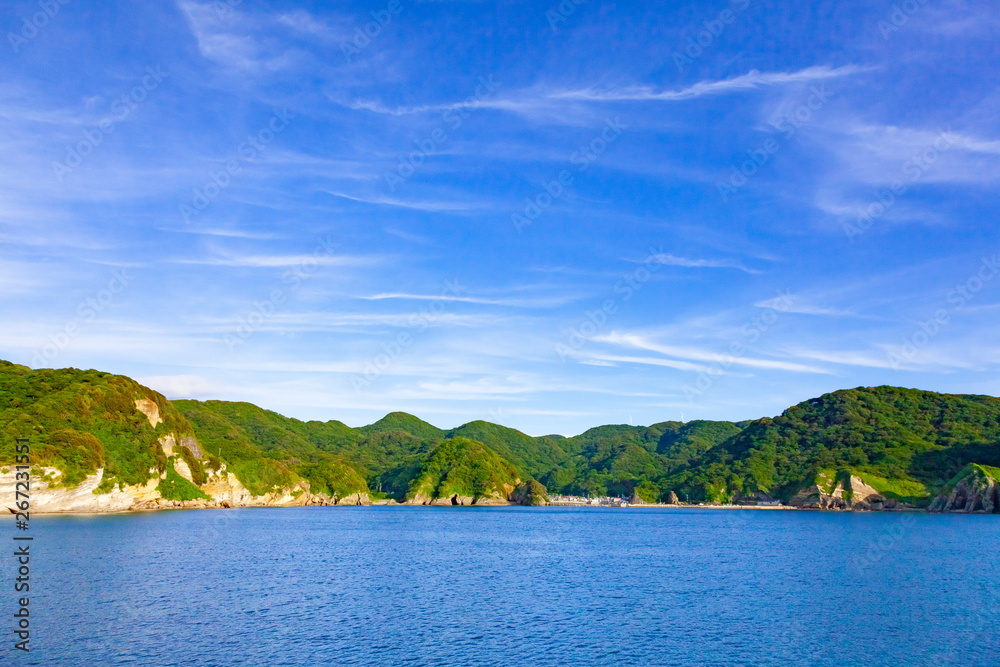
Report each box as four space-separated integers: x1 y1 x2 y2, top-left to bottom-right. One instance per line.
788 471 900 511
512 480 548 506
134 399 163 428
929 464 1000 513
0 467 161 513
0 456 352 514
628 491 650 505
666 491 680 505
406 491 505 506
303 491 369 506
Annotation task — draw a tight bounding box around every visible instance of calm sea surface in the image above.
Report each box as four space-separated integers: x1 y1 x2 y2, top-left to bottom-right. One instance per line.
19 507 1000 666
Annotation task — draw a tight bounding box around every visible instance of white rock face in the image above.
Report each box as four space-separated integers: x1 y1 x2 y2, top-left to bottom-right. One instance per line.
0 443 330 514
0 468 161 513
199 466 255 505
134 399 162 428
789 473 896 510
173 457 195 483
0 393 365 514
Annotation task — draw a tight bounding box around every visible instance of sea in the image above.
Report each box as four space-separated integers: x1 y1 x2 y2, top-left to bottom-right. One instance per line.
18 506 1000 666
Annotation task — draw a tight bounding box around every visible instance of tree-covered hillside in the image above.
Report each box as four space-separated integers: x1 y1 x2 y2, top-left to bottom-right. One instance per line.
538 420 742 500
399 437 522 504
0 360 189 488
660 386 1000 504
3 361 999 510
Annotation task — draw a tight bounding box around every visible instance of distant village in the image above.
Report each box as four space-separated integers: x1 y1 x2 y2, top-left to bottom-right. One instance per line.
546 494 785 508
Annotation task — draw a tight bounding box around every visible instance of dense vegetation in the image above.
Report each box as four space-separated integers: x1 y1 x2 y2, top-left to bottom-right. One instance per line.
0 361 187 489
671 386 1000 503
3 360 999 509
157 462 210 501
399 437 521 503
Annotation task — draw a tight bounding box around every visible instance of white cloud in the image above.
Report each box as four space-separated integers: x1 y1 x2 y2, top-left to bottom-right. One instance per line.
551 66 866 102
324 190 487 213
754 296 854 316
357 292 576 308
594 332 831 374
650 254 758 273
136 374 224 399
170 253 376 268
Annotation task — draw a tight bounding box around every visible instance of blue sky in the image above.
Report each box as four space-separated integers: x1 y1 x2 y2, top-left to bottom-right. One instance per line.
2 0 998 436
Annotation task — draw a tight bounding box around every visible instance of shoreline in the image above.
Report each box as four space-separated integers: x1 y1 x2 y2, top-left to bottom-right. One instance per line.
20 501 941 516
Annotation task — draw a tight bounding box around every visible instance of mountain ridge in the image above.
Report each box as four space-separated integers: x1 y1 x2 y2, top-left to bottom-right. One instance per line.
2 361 998 514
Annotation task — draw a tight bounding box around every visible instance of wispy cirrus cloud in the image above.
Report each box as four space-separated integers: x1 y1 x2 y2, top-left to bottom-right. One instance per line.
550 65 867 103
337 66 866 123
357 292 575 308
136 374 224 399
593 332 830 374
170 253 376 268
325 190 488 213
649 254 759 273
754 296 855 316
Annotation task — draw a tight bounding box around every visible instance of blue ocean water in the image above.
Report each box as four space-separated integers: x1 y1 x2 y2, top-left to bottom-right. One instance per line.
15 507 1000 666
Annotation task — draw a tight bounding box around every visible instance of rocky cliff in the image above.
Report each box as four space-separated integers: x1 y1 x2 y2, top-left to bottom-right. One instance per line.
788 471 902 511
0 426 367 513
929 464 1000 513
511 480 549 506
0 364 367 513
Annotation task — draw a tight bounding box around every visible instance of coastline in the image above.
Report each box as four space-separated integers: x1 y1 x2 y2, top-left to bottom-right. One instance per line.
22 500 942 516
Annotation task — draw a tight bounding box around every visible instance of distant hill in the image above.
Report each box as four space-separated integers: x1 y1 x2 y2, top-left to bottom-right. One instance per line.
675 386 1000 504
399 437 522 505
2 360 999 512
446 420 574 478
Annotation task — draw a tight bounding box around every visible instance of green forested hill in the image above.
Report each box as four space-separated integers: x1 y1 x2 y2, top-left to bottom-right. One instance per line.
3 360 999 509
399 437 522 503
0 360 189 488
659 386 1000 504
446 420 574 478
538 420 742 500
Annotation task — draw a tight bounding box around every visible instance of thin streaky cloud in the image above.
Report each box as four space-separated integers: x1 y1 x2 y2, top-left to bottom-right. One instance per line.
337 67 862 121
649 254 759 274
551 66 866 102
596 333 831 374
785 348 899 370
577 353 712 373
170 254 377 268
325 191 486 213
754 297 854 316
358 293 574 308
